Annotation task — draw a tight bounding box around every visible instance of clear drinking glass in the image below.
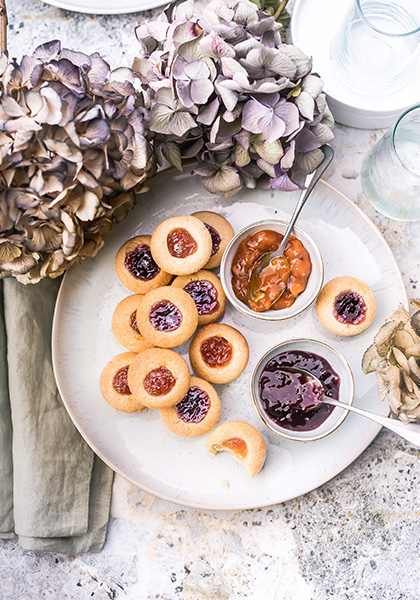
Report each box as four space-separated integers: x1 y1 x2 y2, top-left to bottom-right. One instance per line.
361 105 420 220
331 0 420 96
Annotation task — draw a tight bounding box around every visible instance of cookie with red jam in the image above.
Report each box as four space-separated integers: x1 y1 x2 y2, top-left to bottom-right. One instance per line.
171 270 227 327
115 234 171 294
100 352 146 413
206 421 266 477
136 286 198 348
192 211 234 269
112 294 152 353
150 215 212 276
189 323 249 383
127 348 190 409
160 376 221 437
316 276 376 336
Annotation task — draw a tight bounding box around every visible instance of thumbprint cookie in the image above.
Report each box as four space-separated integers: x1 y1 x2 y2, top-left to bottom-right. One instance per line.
115 234 171 294
150 215 212 275
192 211 234 269
100 352 146 413
206 421 266 477
136 286 198 348
316 276 376 336
112 294 152 353
189 323 249 383
171 270 227 326
127 347 190 409
160 376 221 437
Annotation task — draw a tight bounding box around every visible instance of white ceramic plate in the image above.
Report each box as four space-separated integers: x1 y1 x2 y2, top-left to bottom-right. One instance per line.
42 0 167 14
52 171 408 510
290 0 420 129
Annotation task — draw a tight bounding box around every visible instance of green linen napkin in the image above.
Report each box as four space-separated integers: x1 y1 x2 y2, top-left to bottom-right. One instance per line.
0 277 114 553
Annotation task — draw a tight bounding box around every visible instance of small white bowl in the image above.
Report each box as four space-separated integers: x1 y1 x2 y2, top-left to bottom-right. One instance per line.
250 338 355 442
220 219 324 321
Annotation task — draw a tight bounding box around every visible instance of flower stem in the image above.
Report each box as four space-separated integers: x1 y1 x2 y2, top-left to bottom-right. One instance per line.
0 0 7 53
274 0 289 21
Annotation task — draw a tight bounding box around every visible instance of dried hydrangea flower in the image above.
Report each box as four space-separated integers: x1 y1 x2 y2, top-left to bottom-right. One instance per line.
133 0 334 196
0 41 156 283
362 304 420 423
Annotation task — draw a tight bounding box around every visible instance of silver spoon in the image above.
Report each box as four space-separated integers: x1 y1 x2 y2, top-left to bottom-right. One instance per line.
284 366 420 447
248 145 334 308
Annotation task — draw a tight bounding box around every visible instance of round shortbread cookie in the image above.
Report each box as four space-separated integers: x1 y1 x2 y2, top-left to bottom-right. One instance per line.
100 352 146 413
160 376 221 437
192 211 234 269
136 286 198 348
150 215 212 276
112 294 152 353
115 234 171 293
171 270 227 326
189 323 249 384
127 347 190 409
206 420 266 477
316 276 376 336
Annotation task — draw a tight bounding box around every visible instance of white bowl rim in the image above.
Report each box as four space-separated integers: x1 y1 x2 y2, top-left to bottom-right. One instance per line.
250 337 355 442
220 218 324 321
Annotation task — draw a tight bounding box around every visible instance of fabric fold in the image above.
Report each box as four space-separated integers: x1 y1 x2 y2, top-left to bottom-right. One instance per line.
0 277 113 553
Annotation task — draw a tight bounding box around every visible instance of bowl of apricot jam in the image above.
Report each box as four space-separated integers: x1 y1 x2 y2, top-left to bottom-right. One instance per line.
250 338 354 442
220 220 324 321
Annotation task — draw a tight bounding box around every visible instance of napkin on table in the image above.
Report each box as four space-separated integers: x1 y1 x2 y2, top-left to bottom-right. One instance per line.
0 277 114 554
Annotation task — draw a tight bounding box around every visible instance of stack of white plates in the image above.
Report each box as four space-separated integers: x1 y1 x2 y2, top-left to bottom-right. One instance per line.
291 0 420 128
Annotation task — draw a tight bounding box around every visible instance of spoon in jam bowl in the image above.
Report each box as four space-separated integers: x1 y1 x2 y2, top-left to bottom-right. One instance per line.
286 367 420 447
248 145 334 310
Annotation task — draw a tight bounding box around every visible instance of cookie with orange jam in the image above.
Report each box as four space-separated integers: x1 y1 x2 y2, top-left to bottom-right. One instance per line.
127 348 190 409
150 215 212 275
206 421 266 477
100 352 146 413
160 376 221 437
189 323 249 383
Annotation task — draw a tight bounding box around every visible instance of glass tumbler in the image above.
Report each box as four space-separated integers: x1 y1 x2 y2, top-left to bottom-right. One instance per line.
361 105 420 221
331 0 420 96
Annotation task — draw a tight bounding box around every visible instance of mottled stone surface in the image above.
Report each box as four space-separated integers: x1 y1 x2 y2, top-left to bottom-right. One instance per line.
1 3 420 599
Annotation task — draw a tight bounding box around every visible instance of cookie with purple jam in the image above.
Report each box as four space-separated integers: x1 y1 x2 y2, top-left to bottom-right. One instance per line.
100 352 146 413
316 276 376 336
127 348 190 409
115 235 171 294
136 286 198 348
160 376 221 437
192 211 234 269
189 323 249 384
150 215 212 276
171 270 227 326
112 294 152 353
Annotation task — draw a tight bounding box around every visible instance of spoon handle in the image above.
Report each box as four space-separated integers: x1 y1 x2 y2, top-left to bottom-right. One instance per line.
324 397 420 447
278 145 334 255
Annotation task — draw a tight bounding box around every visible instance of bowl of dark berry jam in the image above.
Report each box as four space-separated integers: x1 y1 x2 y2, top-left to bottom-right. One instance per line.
220 219 323 321
250 339 354 442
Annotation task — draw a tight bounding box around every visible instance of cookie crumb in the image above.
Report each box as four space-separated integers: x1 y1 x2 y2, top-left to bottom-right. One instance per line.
221 480 230 489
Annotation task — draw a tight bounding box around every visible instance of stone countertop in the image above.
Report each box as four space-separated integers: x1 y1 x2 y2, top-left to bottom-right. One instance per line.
1 2 420 599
